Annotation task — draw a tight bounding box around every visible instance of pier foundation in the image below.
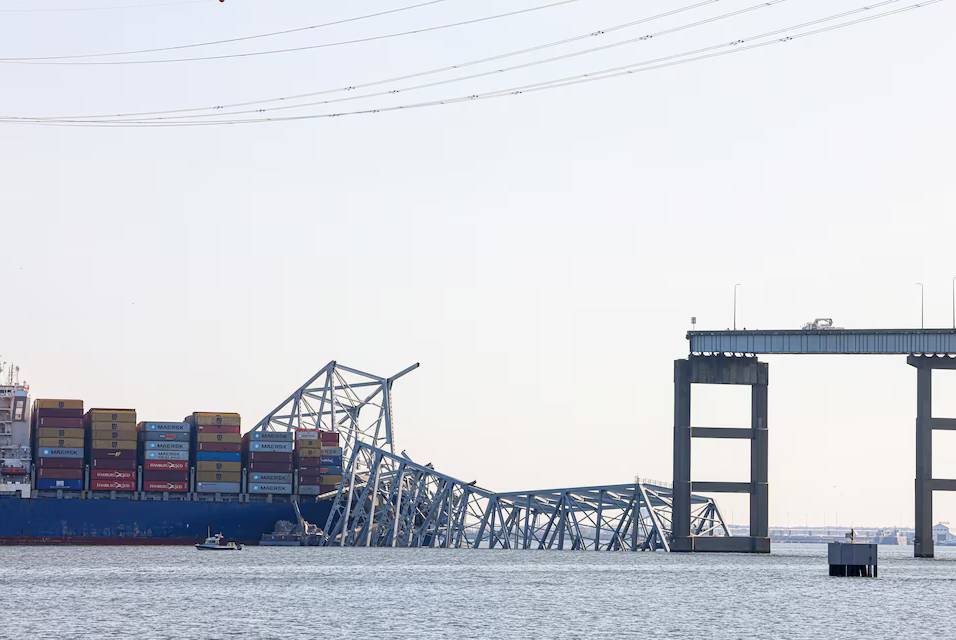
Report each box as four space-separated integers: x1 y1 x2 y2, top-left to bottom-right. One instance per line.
672 355 769 553
908 356 956 558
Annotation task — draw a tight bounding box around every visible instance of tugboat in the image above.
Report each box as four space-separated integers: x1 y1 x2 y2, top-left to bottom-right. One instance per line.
195 528 243 550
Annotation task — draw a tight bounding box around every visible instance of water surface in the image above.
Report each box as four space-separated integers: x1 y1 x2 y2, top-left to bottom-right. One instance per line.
2 543 953 638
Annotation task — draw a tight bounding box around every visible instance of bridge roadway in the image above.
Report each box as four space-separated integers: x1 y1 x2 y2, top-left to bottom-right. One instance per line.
674 328 956 557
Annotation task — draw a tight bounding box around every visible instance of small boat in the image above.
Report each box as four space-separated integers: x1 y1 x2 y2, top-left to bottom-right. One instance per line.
195 528 242 551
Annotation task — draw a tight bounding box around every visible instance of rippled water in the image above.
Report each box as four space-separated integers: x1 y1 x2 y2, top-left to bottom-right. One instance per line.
1 544 954 638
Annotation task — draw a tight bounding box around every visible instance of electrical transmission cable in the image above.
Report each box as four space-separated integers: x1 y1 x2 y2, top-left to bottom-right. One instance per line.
21 0 731 122
0 0 204 12
1 0 943 126
57 0 792 123
0 0 586 64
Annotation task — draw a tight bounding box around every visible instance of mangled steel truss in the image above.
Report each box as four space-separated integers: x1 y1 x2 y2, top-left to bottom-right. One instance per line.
320 441 728 550
253 361 729 550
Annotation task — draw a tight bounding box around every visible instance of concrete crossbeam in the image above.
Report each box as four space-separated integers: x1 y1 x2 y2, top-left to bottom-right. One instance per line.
691 481 751 493
690 427 752 439
928 479 956 491
931 418 956 431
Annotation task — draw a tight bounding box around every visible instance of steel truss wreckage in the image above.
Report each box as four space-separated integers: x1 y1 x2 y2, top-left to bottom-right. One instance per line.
251 361 729 551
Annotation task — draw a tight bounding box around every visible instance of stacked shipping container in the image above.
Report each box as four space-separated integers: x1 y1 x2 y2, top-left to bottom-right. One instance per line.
318 431 342 493
86 408 137 491
140 422 191 492
32 399 85 491
295 430 341 495
244 431 294 495
189 412 241 493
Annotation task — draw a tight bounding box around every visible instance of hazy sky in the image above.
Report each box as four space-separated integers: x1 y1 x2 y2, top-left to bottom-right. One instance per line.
2 0 955 527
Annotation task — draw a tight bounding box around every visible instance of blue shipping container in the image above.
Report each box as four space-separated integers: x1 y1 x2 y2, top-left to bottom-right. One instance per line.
39 447 84 459
196 451 242 462
142 422 192 432
37 479 84 490
196 482 241 493
250 442 294 452
319 456 342 465
145 441 190 451
250 473 293 483
145 450 190 461
250 431 294 441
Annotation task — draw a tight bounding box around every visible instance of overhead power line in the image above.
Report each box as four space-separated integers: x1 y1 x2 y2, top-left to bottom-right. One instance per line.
0 0 204 12
0 0 586 64
2 0 941 128
22 0 730 121
56 0 793 123
0 0 943 128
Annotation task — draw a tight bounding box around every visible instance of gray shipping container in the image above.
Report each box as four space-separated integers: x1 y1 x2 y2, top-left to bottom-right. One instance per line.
196 482 241 493
250 431 294 442
250 472 293 483
249 483 293 494
145 441 190 451
39 447 84 458
142 431 190 442
145 450 190 461
250 441 294 452
319 446 343 456
297 485 325 495
142 422 192 432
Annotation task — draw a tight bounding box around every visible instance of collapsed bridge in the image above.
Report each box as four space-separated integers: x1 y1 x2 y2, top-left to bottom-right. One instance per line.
250 361 728 550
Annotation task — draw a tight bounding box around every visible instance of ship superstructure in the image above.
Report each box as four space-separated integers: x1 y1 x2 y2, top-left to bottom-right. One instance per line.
0 361 30 496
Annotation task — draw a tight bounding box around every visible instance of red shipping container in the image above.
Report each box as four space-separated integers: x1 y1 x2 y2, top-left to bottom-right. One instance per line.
247 461 293 473
91 479 136 491
144 460 188 472
91 458 137 470
36 416 84 428
36 457 84 469
320 433 339 444
196 442 241 452
37 468 84 480
144 481 188 492
196 424 241 434
90 448 136 461
34 408 84 419
247 451 293 462
143 470 189 482
91 469 135 481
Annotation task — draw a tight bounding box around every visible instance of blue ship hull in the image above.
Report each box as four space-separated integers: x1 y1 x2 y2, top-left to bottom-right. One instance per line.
0 494 332 545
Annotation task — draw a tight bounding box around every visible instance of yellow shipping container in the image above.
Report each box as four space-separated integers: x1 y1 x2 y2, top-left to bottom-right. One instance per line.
192 412 240 426
90 420 137 431
196 461 241 472
88 410 135 424
38 437 84 448
197 433 241 444
91 439 137 451
37 427 84 439
296 447 322 458
196 471 241 483
92 430 137 442
320 475 343 484
35 399 83 410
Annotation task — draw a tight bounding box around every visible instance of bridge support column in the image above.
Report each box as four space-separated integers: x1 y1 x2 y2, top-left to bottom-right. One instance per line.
672 355 770 553
908 356 956 558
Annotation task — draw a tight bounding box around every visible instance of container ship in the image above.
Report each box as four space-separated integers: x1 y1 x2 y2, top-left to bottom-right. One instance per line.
0 373 343 544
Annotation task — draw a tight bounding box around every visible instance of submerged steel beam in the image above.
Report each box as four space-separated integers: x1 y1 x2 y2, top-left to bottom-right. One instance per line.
321 441 727 551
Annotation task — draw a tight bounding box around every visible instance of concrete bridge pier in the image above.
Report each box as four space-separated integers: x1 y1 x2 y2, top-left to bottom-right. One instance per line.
909 355 956 558
672 355 769 552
